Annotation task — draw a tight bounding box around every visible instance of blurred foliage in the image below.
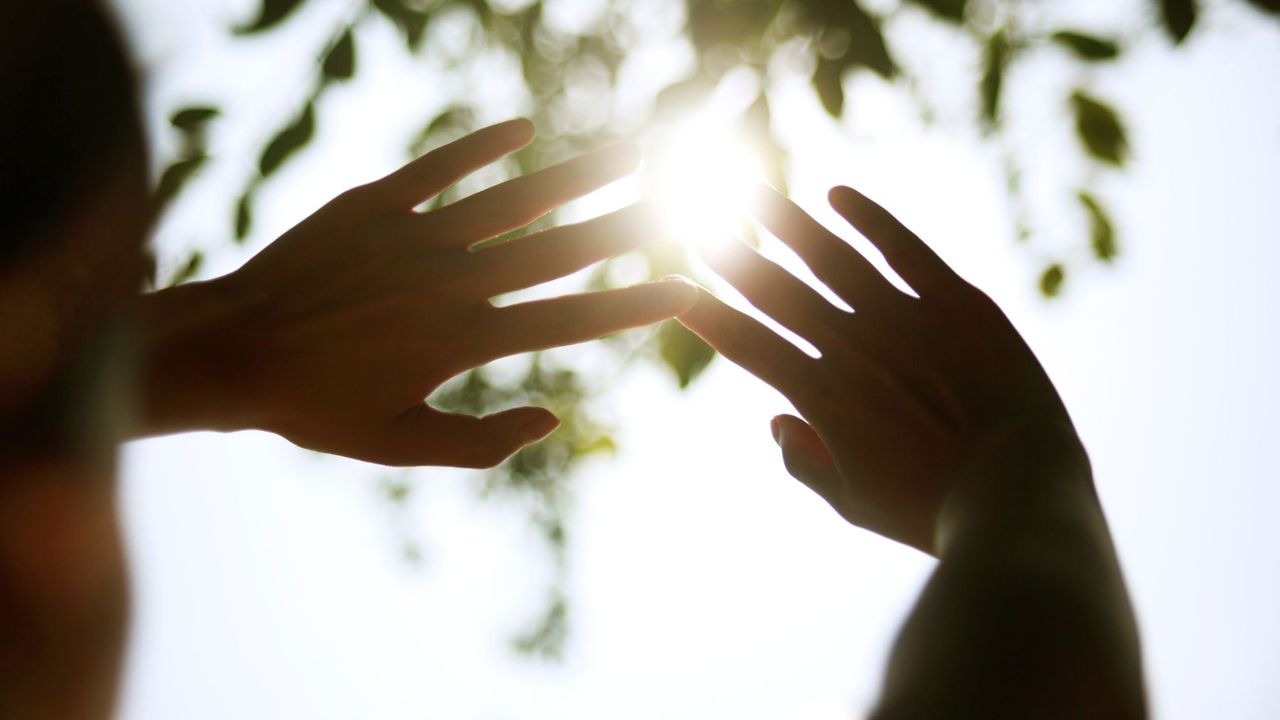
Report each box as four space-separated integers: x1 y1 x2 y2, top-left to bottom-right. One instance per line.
150 0 1277 658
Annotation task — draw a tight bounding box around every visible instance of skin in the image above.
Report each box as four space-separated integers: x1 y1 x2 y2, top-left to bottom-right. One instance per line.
678 184 1147 717
1 119 695 719
136 119 697 467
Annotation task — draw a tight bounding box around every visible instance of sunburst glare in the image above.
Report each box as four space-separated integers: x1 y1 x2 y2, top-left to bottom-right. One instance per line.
648 120 765 252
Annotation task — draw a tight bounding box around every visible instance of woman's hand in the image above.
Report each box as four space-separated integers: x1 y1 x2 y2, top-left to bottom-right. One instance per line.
677 184 1084 554
139 119 696 467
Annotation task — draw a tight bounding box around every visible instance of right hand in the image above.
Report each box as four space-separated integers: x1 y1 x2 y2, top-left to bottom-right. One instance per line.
676 184 1088 554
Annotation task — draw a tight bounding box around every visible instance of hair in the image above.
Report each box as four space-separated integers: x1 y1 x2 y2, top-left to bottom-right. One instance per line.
0 0 148 267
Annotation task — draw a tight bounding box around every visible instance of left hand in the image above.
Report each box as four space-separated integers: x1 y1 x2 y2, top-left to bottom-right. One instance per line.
139 119 695 467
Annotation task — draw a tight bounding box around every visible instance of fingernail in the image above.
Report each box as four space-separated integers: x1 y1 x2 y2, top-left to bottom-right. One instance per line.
655 277 699 310
770 416 782 444
522 413 560 440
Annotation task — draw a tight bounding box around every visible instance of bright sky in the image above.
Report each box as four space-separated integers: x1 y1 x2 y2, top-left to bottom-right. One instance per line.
113 1 1280 718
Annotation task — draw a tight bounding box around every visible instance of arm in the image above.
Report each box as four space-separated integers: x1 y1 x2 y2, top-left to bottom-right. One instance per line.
876 422 1144 718
131 119 694 467
675 184 1145 717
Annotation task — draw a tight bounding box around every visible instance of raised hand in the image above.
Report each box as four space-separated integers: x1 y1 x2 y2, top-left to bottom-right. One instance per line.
138 119 695 467
677 184 1084 554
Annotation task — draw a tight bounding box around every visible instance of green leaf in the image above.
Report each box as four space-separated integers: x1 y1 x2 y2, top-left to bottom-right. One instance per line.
372 0 430 50
512 596 567 660
686 0 782 55
235 191 253 242
903 0 966 22
1039 263 1065 298
979 30 1009 129
812 55 845 118
1078 191 1117 262
1070 91 1128 166
742 93 789 192
164 250 205 288
843 1 897 79
1245 0 1280 14
658 320 715 388
258 102 315 177
408 106 475 157
1051 31 1120 61
153 154 207 211
169 106 221 133
1159 0 1197 44
800 0 897 79
233 0 308 35
322 28 355 81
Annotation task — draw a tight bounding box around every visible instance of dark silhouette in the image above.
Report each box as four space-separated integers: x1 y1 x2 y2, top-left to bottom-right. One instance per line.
1 2 1145 718
678 184 1147 717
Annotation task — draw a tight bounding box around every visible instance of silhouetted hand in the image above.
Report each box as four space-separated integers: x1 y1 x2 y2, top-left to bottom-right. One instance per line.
678 184 1085 554
139 119 695 467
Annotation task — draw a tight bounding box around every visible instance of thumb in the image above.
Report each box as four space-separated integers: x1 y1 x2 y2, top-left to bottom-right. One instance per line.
771 414 841 497
387 405 560 468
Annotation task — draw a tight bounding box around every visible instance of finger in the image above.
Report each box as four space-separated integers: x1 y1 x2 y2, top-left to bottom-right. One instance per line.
827 185 963 297
377 405 559 468
367 118 535 209
426 143 642 248
696 236 849 350
470 201 662 296
676 285 814 398
771 414 842 498
488 279 698 357
752 183 901 308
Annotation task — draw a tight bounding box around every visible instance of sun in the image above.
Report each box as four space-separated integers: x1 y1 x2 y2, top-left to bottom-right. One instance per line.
647 120 765 251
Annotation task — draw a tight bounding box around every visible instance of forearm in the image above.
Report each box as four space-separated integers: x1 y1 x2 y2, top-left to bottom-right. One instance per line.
873 423 1146 719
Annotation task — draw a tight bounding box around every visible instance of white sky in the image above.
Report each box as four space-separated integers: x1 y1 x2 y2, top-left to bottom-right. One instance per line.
113 0 1280 717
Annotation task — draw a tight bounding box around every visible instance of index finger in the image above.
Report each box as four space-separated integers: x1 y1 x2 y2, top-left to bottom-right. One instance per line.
827 185 963 297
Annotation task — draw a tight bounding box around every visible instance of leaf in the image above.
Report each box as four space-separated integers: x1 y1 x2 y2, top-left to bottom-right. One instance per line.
800 0 897 79
686 0 782 55
979 30 1009 129
322 28 355 81
812 55 845 118
1070 91 1128 166
258 102 315 177
658 320 715 388
512 596 567 660
1078 191 1117 262
153 154 207 211
843 1 897 79
1245 0 1280 13
169 106 220 133
408 106 475 157
742 93 789 192
1051 31 1120 61
235 190 253 242
903 0 967 22
372 0 430 50
164 250 204 288
1039 263 1065 298
233 0 308 35
1159 0 1197 44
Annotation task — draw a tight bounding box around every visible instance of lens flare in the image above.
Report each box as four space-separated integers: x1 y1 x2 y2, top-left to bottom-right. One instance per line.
649 121 764 252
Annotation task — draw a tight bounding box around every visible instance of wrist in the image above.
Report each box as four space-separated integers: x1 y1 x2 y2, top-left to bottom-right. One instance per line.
935 418 1097 557
132 274 255 436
